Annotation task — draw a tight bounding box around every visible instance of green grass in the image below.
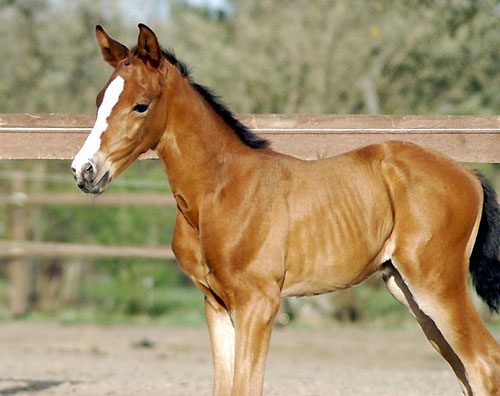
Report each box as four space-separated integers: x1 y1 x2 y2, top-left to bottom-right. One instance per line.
0 285 206 326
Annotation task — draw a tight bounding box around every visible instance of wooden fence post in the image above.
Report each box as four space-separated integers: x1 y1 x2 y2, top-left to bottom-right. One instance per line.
7 171 29 316
29 162 46 307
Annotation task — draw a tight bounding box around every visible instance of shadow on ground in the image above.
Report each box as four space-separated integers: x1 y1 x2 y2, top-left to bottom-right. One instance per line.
0 378 81 395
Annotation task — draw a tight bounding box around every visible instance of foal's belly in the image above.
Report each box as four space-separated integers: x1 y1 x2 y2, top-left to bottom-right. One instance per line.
280 194 394 297
281 240 386 297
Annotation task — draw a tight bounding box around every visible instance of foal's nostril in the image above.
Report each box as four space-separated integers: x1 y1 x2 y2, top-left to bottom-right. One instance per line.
83 163 93 174
81 162 96 182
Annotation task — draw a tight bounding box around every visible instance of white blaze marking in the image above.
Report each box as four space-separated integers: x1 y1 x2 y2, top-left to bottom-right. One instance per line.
71 76 125 175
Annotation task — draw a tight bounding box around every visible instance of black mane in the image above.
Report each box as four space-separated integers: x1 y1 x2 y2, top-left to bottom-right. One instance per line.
162 49 270 149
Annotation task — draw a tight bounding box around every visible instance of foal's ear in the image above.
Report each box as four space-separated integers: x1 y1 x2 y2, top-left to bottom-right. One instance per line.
95 25 129 68
137 24 161 68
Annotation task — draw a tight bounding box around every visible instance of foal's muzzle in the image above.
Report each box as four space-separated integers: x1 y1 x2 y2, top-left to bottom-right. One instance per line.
71 161 111 195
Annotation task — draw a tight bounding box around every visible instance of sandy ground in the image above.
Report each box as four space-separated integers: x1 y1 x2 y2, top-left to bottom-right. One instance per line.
0 322 470 395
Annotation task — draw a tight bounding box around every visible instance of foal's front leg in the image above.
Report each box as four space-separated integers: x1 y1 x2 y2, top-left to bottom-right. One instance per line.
230 289 281 396
205 296 235 396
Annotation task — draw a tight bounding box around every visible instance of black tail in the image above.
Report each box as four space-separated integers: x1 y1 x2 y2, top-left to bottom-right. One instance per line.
469 171 500 313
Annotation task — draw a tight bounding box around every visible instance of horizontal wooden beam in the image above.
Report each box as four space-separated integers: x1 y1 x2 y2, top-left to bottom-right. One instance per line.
1 113 500 162
0 240 174 259
0 192 176 206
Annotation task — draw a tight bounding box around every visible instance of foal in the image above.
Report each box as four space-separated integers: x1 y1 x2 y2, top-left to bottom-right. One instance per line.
71 24 500 396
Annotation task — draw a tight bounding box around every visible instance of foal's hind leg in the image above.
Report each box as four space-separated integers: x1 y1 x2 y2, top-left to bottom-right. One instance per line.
383 263 472 394
384 255 500 396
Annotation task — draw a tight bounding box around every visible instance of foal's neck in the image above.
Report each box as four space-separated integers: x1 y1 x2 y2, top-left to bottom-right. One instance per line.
155 69 251 226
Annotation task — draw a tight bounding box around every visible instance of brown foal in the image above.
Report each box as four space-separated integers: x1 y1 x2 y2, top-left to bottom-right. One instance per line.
71 24 500 396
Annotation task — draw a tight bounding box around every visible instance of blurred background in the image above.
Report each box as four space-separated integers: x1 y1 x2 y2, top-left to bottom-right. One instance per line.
0 0 500 327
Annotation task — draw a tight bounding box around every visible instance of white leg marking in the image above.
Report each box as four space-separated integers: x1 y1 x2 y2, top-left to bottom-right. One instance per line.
71 76 125 175
213 310 235 385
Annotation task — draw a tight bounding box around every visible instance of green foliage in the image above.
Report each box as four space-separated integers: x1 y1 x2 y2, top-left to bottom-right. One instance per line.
163 0 500 115
2 0 500 115
77 261 204 324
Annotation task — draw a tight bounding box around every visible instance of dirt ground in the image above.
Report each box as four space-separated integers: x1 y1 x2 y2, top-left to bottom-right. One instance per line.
0 322 473 396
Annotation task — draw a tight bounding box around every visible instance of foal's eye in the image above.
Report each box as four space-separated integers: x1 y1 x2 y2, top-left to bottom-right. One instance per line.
133 103 149 113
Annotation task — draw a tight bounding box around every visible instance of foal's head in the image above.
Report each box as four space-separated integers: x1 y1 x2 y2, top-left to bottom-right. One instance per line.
71 24 168 194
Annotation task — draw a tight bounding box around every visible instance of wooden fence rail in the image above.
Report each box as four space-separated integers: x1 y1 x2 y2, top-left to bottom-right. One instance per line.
0 240 174 259
1 113 500 162
0 192 175 206
0 191 176 260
